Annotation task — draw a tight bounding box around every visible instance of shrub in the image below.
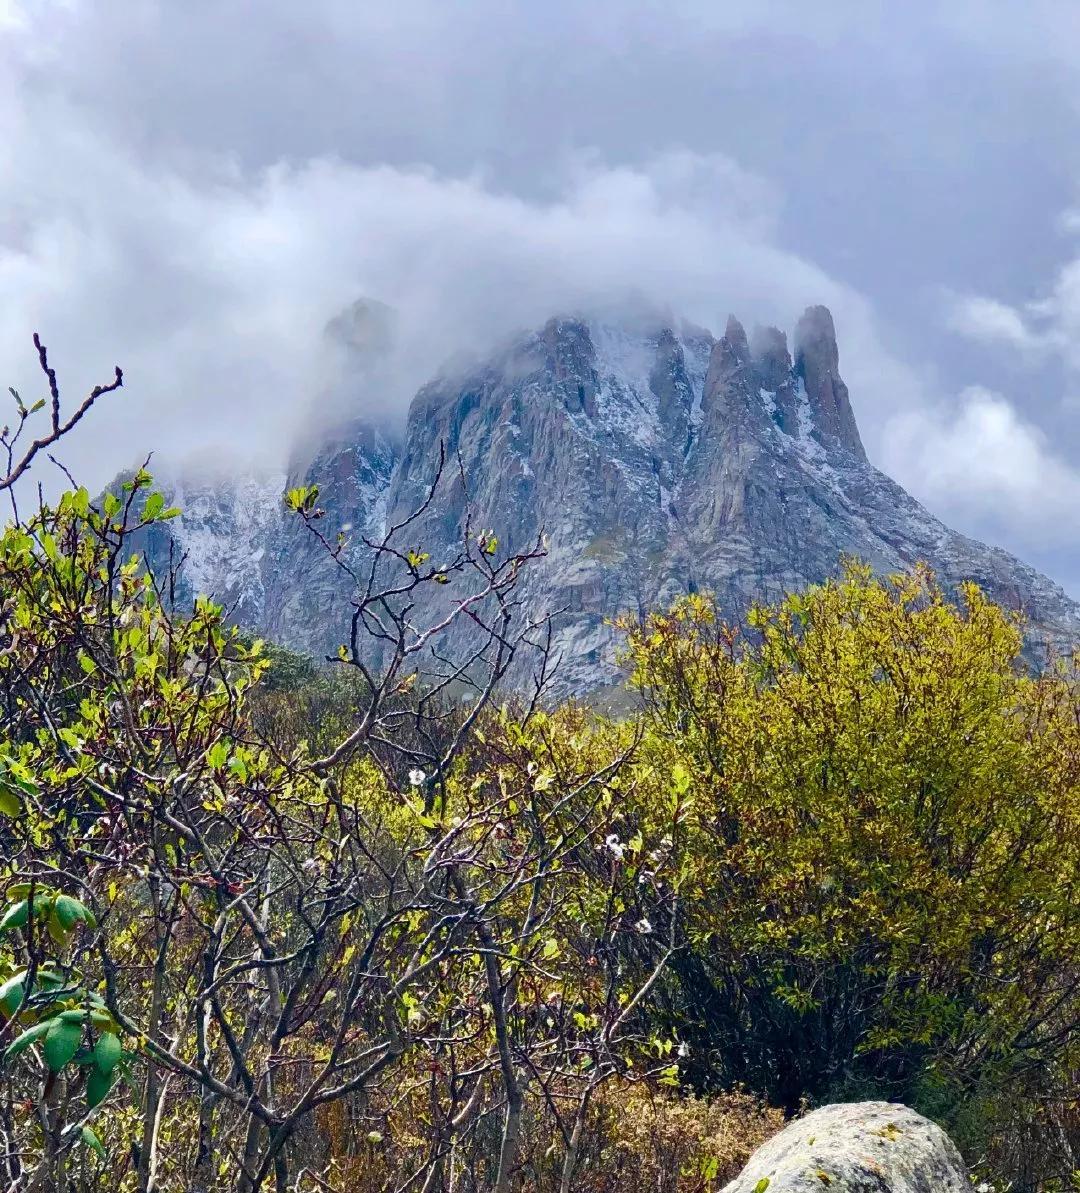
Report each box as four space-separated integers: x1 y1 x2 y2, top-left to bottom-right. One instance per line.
620 564 1080 1181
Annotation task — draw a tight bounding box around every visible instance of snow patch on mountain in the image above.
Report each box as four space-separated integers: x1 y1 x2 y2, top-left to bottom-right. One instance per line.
126 305 1080 695
169 470 286 617
590 322 663 449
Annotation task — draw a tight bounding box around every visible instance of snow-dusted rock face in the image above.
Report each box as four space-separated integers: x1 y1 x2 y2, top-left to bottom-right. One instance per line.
721 1102 970 1193
140 420 397 653
133 305 1080 694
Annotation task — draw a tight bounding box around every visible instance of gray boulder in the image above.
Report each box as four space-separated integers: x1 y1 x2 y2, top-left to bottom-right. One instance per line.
722 1102 971 1193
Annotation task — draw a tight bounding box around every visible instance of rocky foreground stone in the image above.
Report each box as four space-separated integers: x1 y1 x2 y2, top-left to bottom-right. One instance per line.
723 1102 971 1193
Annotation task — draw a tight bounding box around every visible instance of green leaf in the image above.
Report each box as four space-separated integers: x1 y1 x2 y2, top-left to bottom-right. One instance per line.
43 1017 82 1071
142 492 164 521
206 741 229 770
754 1180 771 1193
5 1019 51 1061
0 785 21 818
0 899 30 933
657 1062 680 1087
3 770 37 797
80 1125 106 1160
53 895 85 932
285 484 320 513
86 1064 115 1108
0 972 25 1017
36 966 65 990
93 1032 121 1076
46 912 71 947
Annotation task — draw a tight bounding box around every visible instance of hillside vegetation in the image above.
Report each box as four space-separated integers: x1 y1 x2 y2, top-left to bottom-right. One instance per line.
0 356 1075 1192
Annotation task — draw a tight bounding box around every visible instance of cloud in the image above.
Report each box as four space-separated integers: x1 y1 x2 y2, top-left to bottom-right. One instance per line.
0 2 24 30
882 386 1080 551
943 215 1080 376
0 87 915 492
1 0 1079 596
944 294 1043 352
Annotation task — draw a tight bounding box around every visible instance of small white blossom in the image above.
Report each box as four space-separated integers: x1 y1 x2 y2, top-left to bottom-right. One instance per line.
976 1184 993 1193
604 833 625 860
408 768 426 787
634 917 653 935
677 1041 690 1058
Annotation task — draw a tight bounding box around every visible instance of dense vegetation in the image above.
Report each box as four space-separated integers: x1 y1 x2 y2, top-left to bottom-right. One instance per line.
0 352 1075 1191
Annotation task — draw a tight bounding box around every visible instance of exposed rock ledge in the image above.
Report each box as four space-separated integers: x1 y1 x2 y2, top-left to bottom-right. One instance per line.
723 1102 970 1193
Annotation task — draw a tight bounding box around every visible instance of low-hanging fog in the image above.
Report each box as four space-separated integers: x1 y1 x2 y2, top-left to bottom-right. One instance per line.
2 0 1079 590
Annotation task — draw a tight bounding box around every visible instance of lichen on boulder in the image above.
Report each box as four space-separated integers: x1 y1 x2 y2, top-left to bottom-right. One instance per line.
722 1102 971 1193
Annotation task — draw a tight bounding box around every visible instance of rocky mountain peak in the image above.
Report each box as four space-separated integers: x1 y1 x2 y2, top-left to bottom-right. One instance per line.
324 296 397 362
794 304 839 370
542 317 599 415
129 301 1080 696
793 304 866 461
750 324 791 391
722 314 751 364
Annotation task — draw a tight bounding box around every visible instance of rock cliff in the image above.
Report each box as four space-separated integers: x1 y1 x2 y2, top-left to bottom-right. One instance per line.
131 305 1080 695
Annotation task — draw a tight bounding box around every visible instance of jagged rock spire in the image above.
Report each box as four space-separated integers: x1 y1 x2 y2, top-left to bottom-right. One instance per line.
748 324 799 435
701 314 764 426
722 314 751 365
794 305 866 461
542 317 598 415
749 325 791 391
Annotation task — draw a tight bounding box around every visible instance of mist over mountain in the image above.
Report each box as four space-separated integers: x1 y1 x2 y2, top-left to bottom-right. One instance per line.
131 302 1080 695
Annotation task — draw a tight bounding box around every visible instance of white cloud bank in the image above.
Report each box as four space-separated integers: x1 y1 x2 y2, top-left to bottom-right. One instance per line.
929 216 1080 583
0 97 914 489
945 215 1080 372
882 387 1080 551
1 0 1079 595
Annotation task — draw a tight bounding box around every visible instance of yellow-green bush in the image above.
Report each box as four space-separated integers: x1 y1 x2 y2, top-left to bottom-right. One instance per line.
619 564 1080 1179
0 466 1076 1192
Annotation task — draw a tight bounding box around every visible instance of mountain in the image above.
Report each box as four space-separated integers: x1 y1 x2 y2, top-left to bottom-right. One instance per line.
132 304 1080 695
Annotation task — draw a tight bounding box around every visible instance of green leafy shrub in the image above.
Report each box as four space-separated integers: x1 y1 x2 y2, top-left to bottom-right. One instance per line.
619 564 1080 1185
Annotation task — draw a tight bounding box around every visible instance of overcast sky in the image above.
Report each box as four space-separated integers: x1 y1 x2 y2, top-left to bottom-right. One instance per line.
1 0 1079 591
